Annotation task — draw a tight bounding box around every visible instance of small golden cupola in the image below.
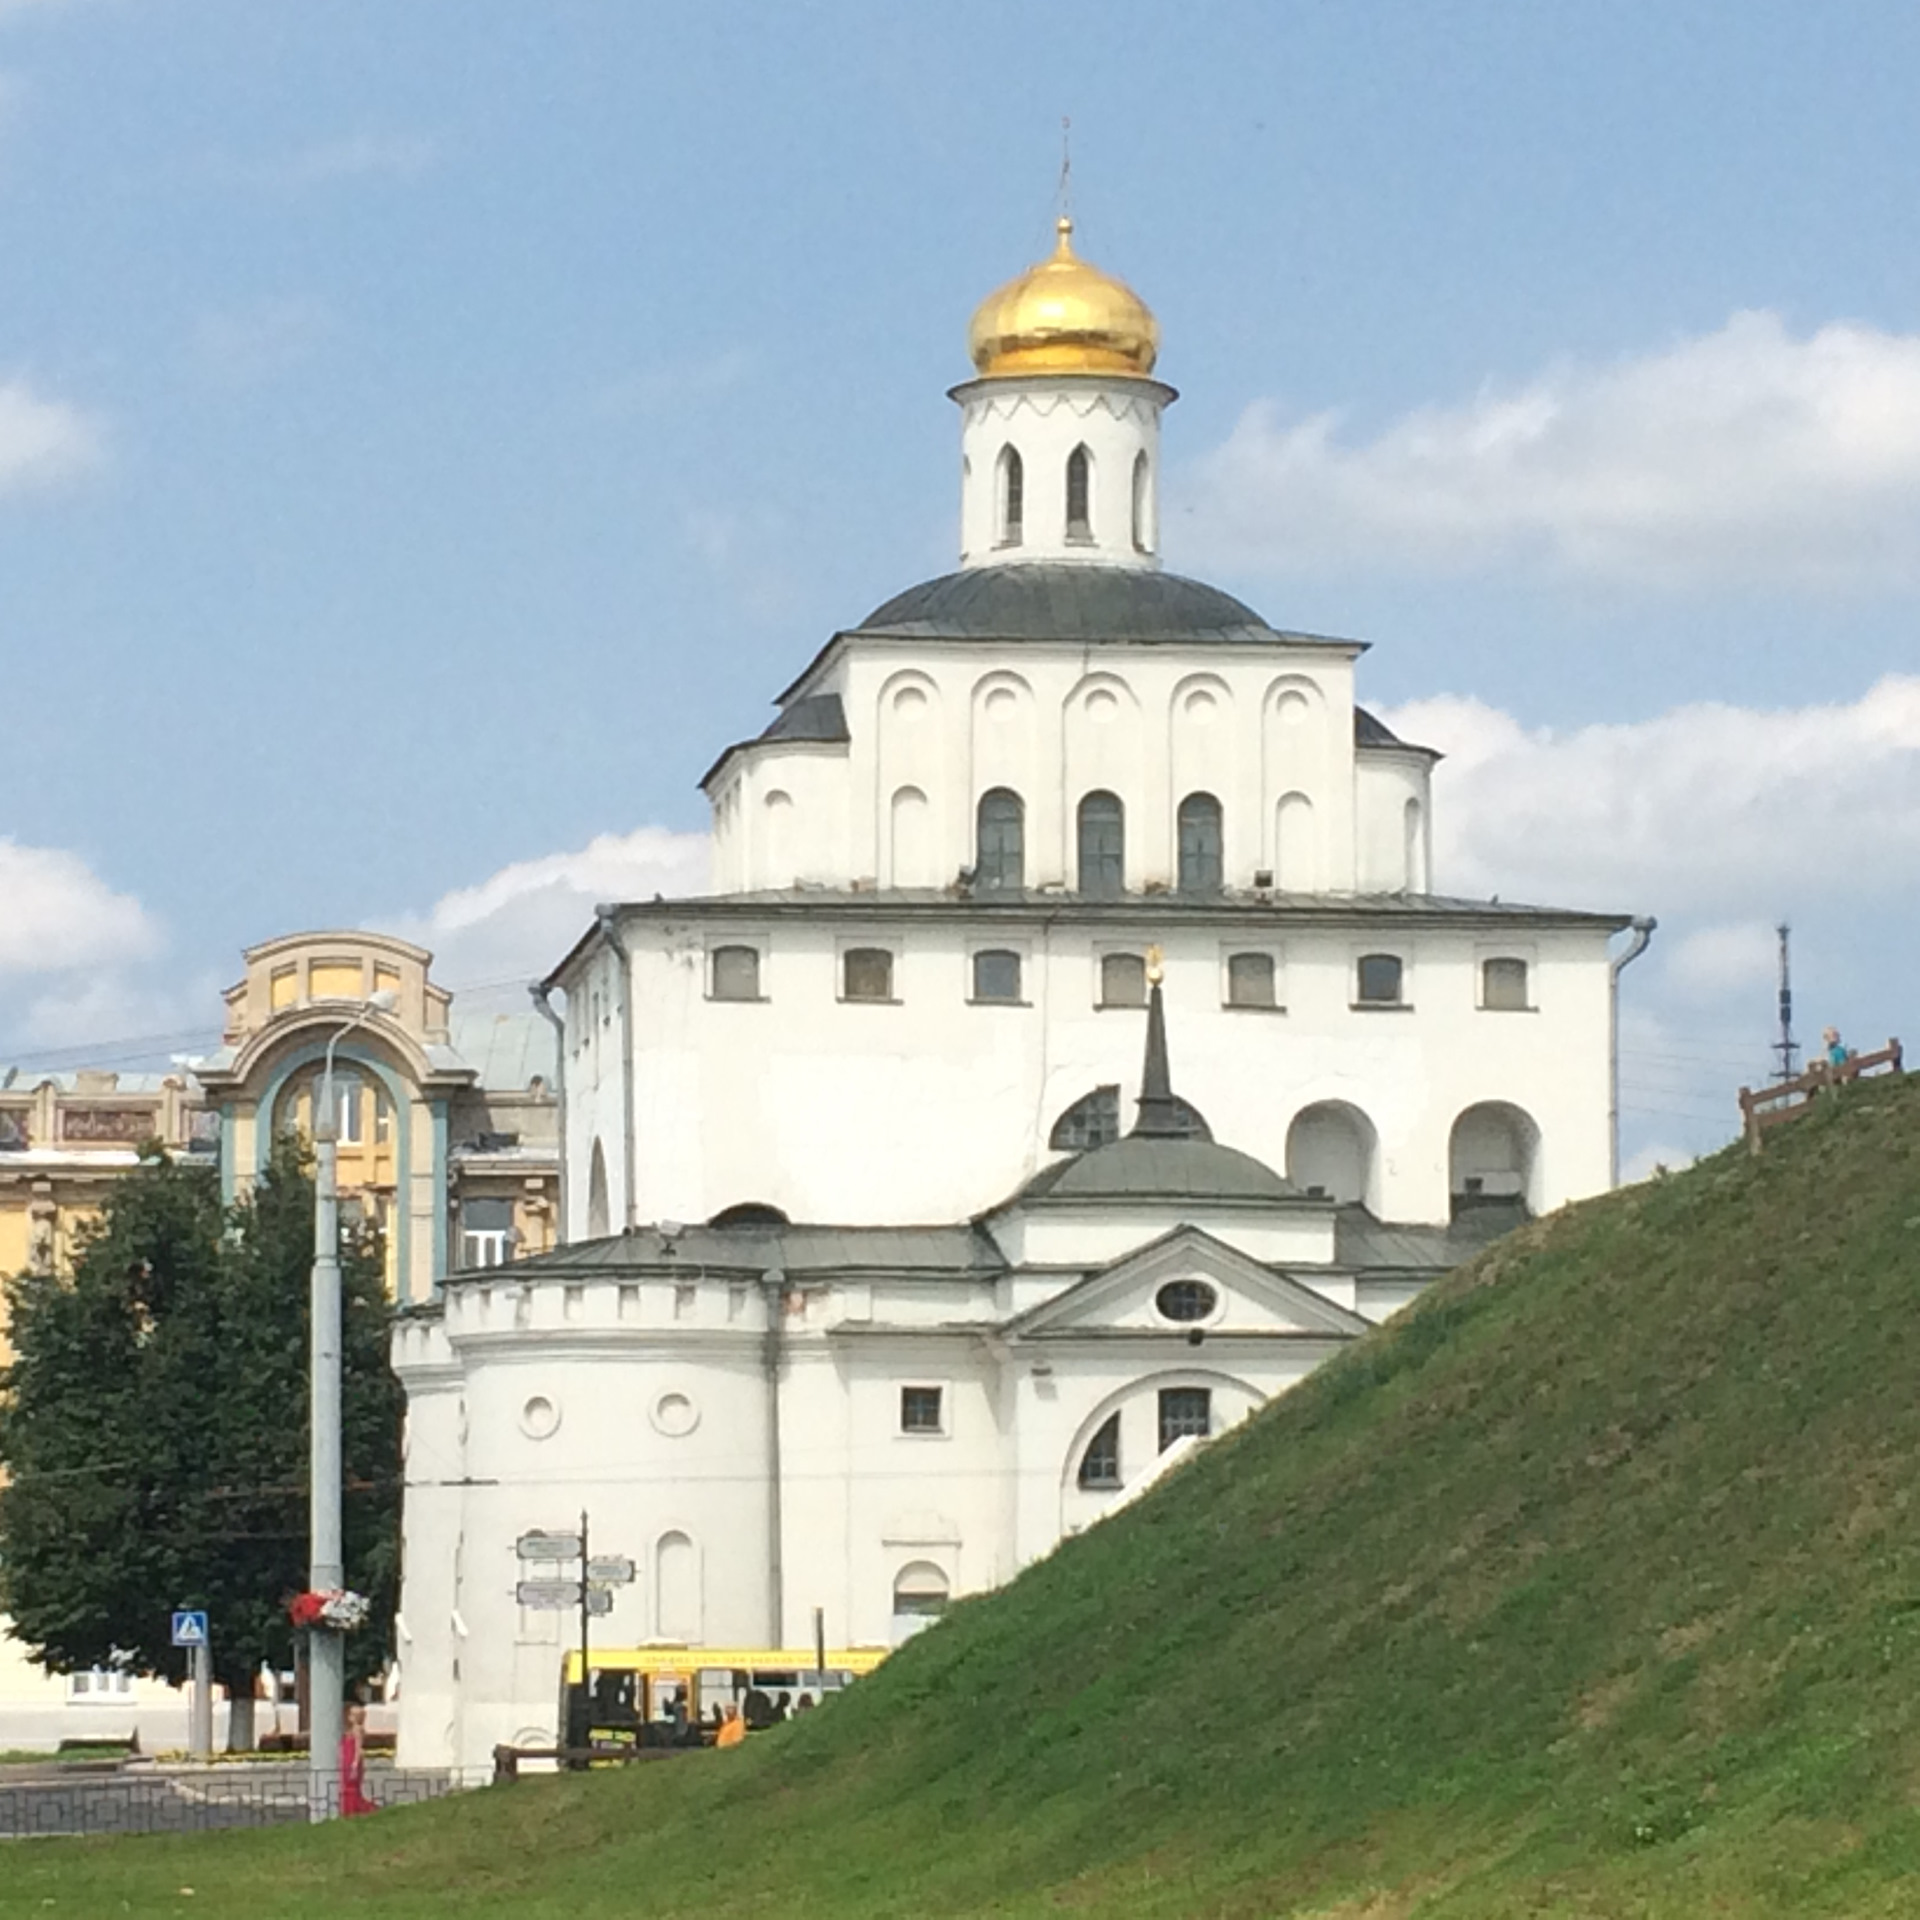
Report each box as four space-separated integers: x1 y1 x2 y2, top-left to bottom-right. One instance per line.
967 217 1160 379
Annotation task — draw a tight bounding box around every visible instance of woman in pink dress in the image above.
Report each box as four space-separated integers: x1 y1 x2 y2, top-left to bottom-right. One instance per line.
340 1701 376 1816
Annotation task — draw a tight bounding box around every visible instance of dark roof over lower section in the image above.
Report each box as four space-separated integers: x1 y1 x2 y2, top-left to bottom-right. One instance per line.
1335 1200 1529 1271
1354 706 1439 759
856 565 1316 644
451 1221 1005 1284
591 888 1631 930
700 692 849 789
1017 1135 1298 1205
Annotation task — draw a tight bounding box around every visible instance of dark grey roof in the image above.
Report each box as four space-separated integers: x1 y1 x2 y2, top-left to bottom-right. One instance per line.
1334 1201 1526 1271
1017 1134 1297 1205
855 565 1289 643
701 692 850 789
759 693 848 745
1354 705 1441 760
446 1220 1004 1285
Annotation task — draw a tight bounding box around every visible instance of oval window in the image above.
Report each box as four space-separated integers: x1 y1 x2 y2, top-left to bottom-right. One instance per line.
1154 1280 1217 1323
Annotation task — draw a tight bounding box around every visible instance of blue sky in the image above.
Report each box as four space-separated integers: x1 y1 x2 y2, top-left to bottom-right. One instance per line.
5 0 1920 1168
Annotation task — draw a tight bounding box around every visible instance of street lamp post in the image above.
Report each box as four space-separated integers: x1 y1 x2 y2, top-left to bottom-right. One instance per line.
309 989 395 1823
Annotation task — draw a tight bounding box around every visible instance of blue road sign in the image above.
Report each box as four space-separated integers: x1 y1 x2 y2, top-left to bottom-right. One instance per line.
170 1610 208 1648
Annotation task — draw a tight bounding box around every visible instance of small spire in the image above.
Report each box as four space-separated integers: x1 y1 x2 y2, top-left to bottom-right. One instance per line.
1053 213 1075 259
1132 951 1183 1139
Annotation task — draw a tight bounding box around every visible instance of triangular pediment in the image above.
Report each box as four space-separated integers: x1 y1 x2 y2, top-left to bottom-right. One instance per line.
1003 1225 1369 1340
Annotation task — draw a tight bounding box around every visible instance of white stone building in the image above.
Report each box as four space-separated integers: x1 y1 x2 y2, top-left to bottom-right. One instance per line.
392 220 1649 1775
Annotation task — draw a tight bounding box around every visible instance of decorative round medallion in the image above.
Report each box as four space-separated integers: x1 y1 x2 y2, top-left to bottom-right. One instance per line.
519 1394 560 1441
651 1391 699 1439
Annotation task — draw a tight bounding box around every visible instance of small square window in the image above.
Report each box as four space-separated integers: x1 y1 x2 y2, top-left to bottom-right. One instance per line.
1226 952 1276 1008
712 945 762 1001
900 1385 944 1434
1356 954 1404 1005
1100 953 1147 1008
1482 957 1529 1011
972 949 1022 1002
1158 1386 1211 1452
843 948 895 1002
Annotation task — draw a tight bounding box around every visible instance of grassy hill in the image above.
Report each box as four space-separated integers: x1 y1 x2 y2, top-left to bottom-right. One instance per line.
17 1073 1920 1917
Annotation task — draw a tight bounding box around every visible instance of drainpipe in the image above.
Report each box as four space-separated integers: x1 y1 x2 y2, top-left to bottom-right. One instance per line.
593 907 640 1231
1608 917 1658 1186
528 982 567 1249
760 1266 786 1647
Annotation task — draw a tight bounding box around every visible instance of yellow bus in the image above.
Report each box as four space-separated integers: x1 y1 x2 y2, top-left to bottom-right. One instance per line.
559 1645 889 1756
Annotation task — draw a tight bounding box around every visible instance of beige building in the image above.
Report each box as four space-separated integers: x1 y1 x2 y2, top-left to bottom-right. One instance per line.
192 931 560 1303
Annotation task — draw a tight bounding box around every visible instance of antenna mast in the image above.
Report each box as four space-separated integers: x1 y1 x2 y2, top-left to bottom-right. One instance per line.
1772 921 1799 1084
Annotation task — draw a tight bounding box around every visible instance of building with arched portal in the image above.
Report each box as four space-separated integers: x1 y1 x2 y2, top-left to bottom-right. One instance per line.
392 220 1648 1776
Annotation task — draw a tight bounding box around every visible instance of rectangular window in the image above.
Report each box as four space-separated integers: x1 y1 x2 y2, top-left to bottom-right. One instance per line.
1100 952 1147 1009
461 1197 515 1270
900 1385 944 1434
334 1076 363 1146
1482 956 1530 1011
1355 954 1404 1006
971 949 1022 1002
1226 952 1276 1008
1158 1386 1211 1452
711 944 762 1001
843 948 895 1002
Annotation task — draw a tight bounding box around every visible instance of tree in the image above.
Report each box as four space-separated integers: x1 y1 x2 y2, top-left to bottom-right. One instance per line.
0 1137 402 1750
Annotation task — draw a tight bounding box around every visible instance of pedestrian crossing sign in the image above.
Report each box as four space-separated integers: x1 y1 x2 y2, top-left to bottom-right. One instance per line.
171 1610 208 1647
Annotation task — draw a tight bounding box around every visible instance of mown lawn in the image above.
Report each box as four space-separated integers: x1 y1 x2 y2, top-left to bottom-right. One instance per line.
12 1077 1920 1917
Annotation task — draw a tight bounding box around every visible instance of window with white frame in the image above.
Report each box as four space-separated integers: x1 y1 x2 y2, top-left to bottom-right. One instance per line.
971 949 1022 1003
67 1666 132 1700
1078 1411 1122 1489
461 1197 515 1269
899 1385 944 1434
1099 952 1147 1008
711 944 762 1001
1355 954 1405 1007
842 948 895 1002
1481 956 1530 1011
1158 1386 1212 1451
1225 952 1277 1008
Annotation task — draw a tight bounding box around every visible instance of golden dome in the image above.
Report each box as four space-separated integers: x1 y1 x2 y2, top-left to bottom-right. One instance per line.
967 217 1160 379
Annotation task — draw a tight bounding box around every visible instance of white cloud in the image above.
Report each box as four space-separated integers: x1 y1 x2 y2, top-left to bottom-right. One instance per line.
0 839 157 974
1188 312 1920 587
1381 674 1920 916
0 376 102 494
385 826 710 989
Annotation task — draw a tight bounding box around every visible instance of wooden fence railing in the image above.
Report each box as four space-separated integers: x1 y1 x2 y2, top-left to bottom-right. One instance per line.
1738 1039 1903 1151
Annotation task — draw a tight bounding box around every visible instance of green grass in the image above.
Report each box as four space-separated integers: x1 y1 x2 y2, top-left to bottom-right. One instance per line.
16 1076 1920 1916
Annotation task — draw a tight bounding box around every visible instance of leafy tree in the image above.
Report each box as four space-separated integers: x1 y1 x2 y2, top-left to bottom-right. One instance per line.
0 1137 401 1750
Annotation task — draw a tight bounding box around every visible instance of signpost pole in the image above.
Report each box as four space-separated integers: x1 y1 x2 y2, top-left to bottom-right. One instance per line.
191 1637 213 1758
577 1508 590 1747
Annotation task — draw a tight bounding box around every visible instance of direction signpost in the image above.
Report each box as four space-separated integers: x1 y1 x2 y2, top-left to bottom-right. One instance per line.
515 1515 637 1748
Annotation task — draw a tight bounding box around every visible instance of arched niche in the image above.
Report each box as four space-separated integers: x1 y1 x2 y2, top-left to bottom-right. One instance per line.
655 1530 702 1641
888 785 935 887
1285 1101 1378 1209
1449 1102 1539 1216
1275 790 1319 892
586 1139 610 1240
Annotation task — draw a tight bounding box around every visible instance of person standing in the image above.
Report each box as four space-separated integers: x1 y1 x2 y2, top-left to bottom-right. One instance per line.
340 1700 376 1815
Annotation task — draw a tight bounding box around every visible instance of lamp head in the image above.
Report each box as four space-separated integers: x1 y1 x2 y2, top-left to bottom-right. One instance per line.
367 989 398 1015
